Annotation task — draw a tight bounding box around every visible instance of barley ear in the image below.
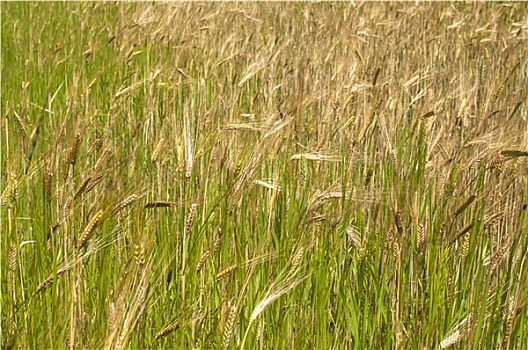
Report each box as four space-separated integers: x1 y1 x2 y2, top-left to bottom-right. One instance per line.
213 228 222 253
502 295 516 348
155 322 180 340
113 194 139 213
13 110 28 138
196 249 211 273
43 168 53 202
8 244 17 298
144 201 178 208
77 209 104 249
184 203 197 236
134 242 145 267
454 194 476 217
151 137 165 162
417 223 425 248
222 302 237 350
216 265 237 281
288 247 304 276
68 131 82 167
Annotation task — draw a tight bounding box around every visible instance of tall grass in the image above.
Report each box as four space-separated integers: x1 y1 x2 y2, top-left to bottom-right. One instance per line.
1 2 528 349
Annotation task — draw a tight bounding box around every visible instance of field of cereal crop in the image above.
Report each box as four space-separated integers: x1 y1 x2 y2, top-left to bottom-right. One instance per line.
2 2 528 349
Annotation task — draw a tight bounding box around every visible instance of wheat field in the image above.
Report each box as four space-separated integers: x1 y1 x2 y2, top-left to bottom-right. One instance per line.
1 2 528 349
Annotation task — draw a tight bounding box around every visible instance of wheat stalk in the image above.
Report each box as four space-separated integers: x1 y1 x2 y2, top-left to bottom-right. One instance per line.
184 116 193 178
47 221 61 250
380 118 398 174
25 96 45 174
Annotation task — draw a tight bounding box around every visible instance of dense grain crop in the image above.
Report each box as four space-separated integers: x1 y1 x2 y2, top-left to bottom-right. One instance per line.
2 2 528 349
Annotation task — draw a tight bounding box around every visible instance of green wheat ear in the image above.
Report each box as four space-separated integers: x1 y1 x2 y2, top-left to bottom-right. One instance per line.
300 154 307 185
495 82 505 99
